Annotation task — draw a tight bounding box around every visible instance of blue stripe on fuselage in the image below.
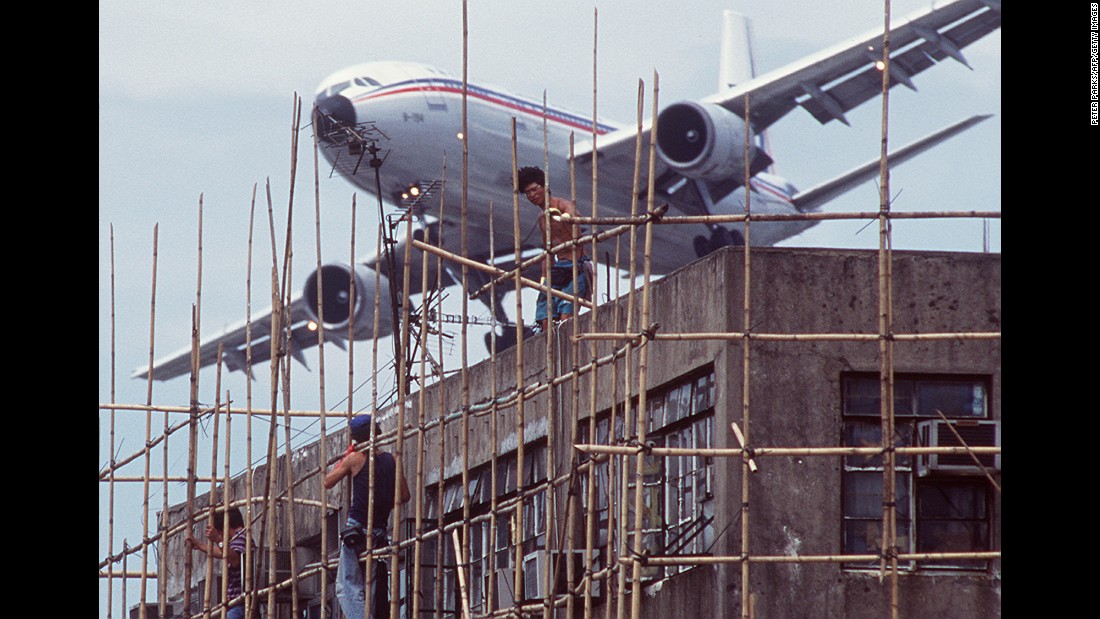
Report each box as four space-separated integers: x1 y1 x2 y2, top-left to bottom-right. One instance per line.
349 78 618 135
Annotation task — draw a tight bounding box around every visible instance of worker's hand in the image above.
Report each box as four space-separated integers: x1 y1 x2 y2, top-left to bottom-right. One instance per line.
185 536 202 552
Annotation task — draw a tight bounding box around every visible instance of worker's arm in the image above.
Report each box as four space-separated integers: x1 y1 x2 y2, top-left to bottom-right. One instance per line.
324 446 365 489
397 467 411 505
186 526 227 560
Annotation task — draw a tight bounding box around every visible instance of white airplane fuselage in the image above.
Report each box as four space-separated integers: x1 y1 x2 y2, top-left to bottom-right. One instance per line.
313 61 809 273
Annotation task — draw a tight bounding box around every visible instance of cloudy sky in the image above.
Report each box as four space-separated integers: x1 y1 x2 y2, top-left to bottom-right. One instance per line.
98 1 999 615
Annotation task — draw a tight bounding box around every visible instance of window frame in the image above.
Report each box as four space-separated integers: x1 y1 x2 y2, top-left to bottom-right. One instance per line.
840 372 995 572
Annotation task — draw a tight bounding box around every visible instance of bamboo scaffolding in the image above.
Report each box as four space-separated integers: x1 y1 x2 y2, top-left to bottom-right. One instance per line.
574 445 1000 458
410 237 595 310
102 6 1001 617
467 205 667 301
577 331 1001 342
629 210 1000 225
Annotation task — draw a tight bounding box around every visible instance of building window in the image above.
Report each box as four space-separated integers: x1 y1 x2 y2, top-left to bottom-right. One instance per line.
581 367 716 581
405 443 548 615
841 373 996 571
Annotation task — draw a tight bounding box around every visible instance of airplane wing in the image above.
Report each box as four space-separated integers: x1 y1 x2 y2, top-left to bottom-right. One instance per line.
131 295 325 382
133 225 457 382
712 0 1001 130
574 0 999 209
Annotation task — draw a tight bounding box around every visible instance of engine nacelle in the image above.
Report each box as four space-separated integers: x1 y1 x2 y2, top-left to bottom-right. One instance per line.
302 263 393 341
655 101 758 183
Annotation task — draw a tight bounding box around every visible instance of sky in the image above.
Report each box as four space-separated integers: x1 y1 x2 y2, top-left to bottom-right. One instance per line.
98 1 999 616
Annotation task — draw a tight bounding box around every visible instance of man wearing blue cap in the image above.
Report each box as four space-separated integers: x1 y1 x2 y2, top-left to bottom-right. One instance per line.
324 414 410 618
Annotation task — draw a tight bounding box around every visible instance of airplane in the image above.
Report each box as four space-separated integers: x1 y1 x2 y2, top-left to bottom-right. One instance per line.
134 0 1000 382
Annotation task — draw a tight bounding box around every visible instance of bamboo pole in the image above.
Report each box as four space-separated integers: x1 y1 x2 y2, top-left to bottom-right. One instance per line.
511 118 527 618
583 11 601 614
577 331 1001 342
184 193 204 619
412 200 433 619
934 410 1002 492
395 163 417 619
486 198 501 616
262 177 282 619
107 227 117 619
410 238 594 310
201 366 223 619
243 183 257 619
223 398 236 619
140 223 160 619
876 5 900 618
310 117 332 619
435 159 449 619
625 210 1000 225
468 206 666 301
630 71 659 619
738 84 756 619
614 550 1001 566
615 77 646 619
363 224 385 619
574 444 1000 458
278 95 304 619
459 7 474 614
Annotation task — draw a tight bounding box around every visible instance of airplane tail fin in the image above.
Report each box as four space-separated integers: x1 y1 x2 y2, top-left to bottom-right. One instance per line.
719 11 771 171
790 114 992 213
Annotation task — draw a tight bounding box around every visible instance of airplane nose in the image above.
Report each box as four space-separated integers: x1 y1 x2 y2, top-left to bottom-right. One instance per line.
313 94 357 139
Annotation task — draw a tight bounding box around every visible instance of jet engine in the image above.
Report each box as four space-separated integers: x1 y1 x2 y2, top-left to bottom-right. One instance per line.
302 263 393 341
655 101 759 183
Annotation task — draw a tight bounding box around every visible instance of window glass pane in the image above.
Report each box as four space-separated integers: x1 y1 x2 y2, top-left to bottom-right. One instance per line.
892 380 916 416
444 481 462 513
916 381 986 417
660 388 674 426
917 483 987 520
845 377 918 416
843 519 910 559
843 471 910 519
843 378 881 416
843 422 913 469
648 396 664 432
694 372 713 412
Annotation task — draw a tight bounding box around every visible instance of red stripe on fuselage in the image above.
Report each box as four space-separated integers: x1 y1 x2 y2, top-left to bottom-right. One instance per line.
352 85 612 135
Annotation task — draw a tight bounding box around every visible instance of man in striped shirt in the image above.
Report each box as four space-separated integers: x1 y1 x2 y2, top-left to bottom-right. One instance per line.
187 506 254 619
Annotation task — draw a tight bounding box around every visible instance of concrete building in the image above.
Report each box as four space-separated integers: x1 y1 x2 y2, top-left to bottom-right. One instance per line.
156 245 1001 618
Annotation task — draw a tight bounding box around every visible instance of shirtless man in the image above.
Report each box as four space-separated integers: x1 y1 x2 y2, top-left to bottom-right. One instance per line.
517 166 593 332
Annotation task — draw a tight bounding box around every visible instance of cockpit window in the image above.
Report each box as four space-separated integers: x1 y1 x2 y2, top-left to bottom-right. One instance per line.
355 76 382 87
327 80 352 97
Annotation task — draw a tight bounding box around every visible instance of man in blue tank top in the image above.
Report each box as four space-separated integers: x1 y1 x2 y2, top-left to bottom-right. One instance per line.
324 414 410 618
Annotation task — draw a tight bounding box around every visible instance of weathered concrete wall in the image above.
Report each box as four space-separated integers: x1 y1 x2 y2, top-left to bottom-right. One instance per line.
159 246 1000 618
